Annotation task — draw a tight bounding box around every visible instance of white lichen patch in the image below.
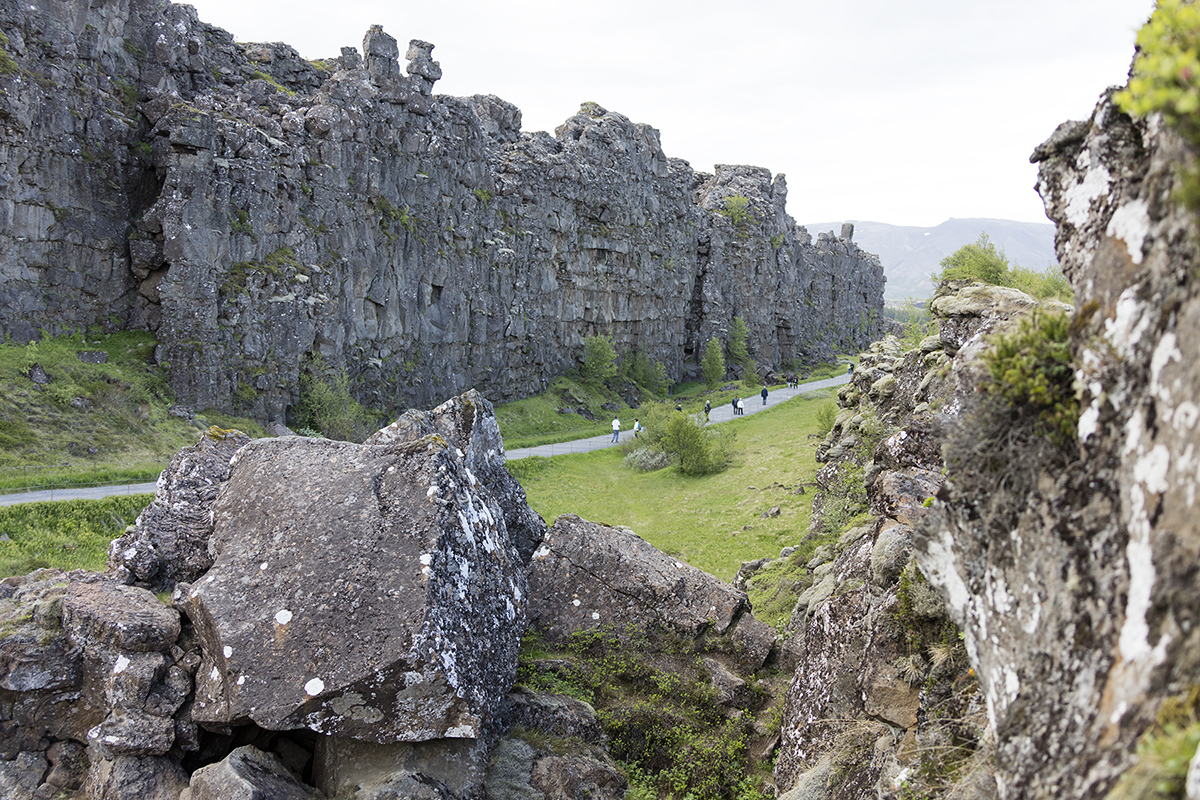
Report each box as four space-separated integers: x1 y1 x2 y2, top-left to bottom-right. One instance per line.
591 611 600 620
1064 155 1111 228
304 677 325 696
1105 198 1151 264
275 609 293 625
420 553 433 566
532 544 551 560
237 675 246 686
113 655 130 674
1105 288 1151 358
1150 332 1183 402
1079 401 1100 441
1120 484 1157 663
223 646 233 659
1134 444 1171 495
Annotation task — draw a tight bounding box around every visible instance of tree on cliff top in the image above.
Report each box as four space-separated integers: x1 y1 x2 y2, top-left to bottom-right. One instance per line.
933 233 1071 301
702 337 725 390
932 233 1010 286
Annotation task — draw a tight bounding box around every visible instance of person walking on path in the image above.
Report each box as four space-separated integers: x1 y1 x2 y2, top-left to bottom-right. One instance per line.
611 418 620 443
704 400 711 421
761 386 769 405
736 398 745 416
634 418 642 439
732 396 739 415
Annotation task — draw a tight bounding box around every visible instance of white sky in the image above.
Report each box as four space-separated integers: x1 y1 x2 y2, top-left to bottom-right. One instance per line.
182 0 1153 227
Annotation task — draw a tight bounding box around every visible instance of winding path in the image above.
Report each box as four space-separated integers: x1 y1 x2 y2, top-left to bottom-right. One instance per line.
0 373 850 507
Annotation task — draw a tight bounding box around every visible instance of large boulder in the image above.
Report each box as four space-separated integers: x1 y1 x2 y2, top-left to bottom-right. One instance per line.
180 432 526 743
527 514 776 669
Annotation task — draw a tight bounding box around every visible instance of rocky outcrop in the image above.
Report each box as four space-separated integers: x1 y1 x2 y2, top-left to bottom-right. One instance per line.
528 514 778 669
907 86 1200 797
0 0 885 423
1 390 788 799
765 282 1062 799
771 70 1200 799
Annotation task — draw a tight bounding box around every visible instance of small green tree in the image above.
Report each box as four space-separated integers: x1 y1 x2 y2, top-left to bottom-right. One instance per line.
625 351 671 396
728 316 749 368
294 365 377 442
932 233 1010 287
742 358 761 388
701 337 725 390
581 334 618 384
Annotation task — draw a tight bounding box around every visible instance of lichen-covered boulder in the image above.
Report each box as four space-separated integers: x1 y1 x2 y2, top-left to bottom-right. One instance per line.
180 433 526 743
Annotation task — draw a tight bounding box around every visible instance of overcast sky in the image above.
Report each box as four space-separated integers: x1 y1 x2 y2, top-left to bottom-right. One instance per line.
183 0 1152 227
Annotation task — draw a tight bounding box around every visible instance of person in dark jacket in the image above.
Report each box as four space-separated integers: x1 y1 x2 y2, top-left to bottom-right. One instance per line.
761 386 768 405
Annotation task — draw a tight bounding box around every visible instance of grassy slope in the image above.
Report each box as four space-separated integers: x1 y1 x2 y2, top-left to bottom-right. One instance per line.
511 389 836 584
0 331 264 491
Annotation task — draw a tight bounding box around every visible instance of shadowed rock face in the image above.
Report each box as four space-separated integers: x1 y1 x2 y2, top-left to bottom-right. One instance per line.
0 1 885 420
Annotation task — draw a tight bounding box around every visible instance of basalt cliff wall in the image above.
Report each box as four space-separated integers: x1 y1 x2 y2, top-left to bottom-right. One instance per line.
0 0 885 421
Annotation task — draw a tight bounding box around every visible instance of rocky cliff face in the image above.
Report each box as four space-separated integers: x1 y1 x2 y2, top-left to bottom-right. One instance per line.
0 0 885 421
765 77 1200 800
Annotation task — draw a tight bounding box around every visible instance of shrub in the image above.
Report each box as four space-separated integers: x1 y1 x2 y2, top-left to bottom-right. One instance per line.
1116 0 1200 214
625 403 736 476
293 362 378 442
932 233 1010 286
932 233 1071 302
662 412 735 476
702 337 725 390
581 334 618 384
622 447 673 472
624 351 670 396
815 401 837 435
742 359 761 389
981 308 1077 447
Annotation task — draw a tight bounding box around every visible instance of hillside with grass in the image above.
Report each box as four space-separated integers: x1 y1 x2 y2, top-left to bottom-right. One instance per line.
0 330 265 493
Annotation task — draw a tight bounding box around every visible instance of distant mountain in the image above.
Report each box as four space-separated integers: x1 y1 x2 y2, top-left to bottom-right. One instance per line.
802 218 1058 301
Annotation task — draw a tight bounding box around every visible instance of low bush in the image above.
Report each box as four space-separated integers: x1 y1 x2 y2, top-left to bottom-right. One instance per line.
981 308 1077 448
292 360 380 442
623 447 673 472
629 404 736 476
932 233 1072 302
815 402 838 435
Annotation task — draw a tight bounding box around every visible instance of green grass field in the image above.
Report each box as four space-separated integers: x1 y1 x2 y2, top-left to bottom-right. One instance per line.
510 389 836 583
0 495 152 577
